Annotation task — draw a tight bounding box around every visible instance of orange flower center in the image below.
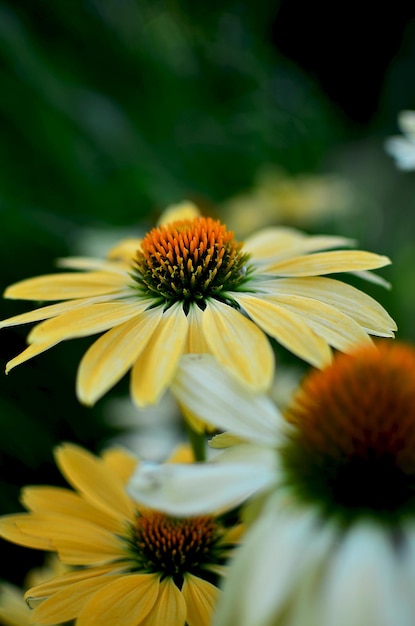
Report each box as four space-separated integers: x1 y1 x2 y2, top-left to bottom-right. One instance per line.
127 510 230 586
283 342 415 523
132 217 251 309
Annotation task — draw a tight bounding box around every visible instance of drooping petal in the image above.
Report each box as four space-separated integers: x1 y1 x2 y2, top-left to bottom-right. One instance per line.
76 573 160 626
182 574 218 626
130 302 188 406
202 299 274 392
28 301 145 344
29 574 122 625
235 294 332 368
127 444 278 516
171 353 283 444
55 443 135 522
4 271 127 300
5 341 60 374
258 276 397 336
140 578 187 626
265 250 391 276
76 307 163 406
0 295 121 329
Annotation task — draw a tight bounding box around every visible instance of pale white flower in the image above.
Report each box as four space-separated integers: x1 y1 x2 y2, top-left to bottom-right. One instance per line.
385 110 415 170
129 343 415 626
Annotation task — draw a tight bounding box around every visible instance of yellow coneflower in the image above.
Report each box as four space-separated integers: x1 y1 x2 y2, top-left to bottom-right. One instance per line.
0 444 242 626
1 201 395 408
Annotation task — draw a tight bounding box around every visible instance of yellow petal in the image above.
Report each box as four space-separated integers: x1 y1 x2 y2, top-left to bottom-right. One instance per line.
166 445 194 464
246 227 353 261
101 447 138 484
243 226 305 258
182 574 218 626
76 307 163 406
4 271 127 300
57 256 130 274
0 295 118 329
5 341 59 374
28 301 143 344
55 443 136 523
0 514 52 550
21 486 124 534
264 276 397 336
29 574 122 625
140 578 187 626
108 239 142 262
266 250 392 276
26 565 118 604
185 303 211 353
200 300 271 391
131 302 188 406
235 294 332 368
0 582 30 625
15 515 122 565
266 294 374 352
157 201 200 226
77 573 160 626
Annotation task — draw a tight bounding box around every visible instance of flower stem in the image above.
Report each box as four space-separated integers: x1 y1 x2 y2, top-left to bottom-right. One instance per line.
186 424 206 462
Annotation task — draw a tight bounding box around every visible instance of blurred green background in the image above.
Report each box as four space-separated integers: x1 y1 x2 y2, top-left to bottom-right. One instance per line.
1 0 415 582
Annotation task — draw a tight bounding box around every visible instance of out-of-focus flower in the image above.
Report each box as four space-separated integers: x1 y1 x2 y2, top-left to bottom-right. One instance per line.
1 201 395 409
0 444 242 626
0 583 34 626
0 558 66 626
385 110 415 170
129 343 415 626
104 392 184 461
222 167 353 236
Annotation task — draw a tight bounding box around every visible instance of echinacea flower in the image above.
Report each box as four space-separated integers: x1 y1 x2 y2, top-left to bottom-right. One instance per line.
0 444 242 626
129 344 415 626
0 201 395 408
385 110 415 170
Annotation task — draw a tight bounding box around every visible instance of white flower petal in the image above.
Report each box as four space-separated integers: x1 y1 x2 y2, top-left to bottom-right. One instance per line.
321 523 405 626
172 353 283 445
127 444 277 516
216 496 334 626
384 137 415 170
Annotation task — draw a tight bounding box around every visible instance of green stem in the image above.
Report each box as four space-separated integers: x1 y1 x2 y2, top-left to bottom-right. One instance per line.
186 423 206 462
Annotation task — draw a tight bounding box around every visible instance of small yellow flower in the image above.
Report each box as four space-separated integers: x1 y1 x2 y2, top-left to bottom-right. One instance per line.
0 444 241 626
1 201 395 407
